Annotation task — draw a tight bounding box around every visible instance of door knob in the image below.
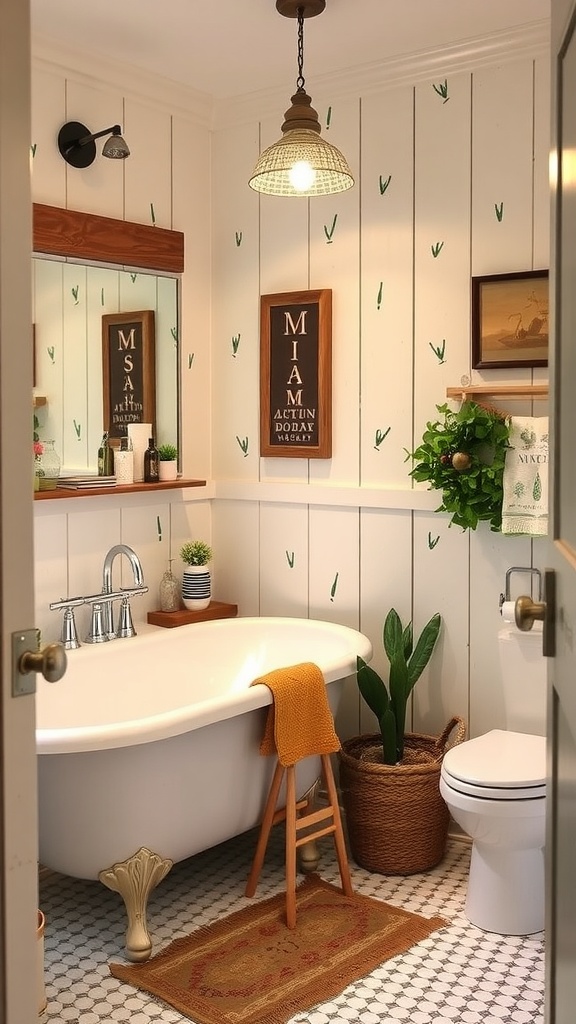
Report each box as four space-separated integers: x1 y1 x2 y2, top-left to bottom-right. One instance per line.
12 630 68 696
19 642 67 682
514 569 556 657
515 596 546 631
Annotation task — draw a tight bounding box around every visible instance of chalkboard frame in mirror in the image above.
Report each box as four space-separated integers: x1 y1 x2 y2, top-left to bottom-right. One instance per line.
102 310 156 441
260 288 332 459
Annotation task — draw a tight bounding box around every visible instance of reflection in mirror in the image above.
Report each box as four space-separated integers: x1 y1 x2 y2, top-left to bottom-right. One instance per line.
32 257 179 474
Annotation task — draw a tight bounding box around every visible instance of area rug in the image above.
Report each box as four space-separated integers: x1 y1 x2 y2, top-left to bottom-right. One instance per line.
109 874 446 1024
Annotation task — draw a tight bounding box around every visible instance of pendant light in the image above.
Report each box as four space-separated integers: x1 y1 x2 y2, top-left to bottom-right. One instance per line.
249 1 354 197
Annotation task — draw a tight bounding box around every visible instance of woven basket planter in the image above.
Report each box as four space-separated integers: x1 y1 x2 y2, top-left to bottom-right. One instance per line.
339 716 466 875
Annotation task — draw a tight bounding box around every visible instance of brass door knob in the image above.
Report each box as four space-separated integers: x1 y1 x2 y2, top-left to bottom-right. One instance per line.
515 595 546 632
19 642 67 682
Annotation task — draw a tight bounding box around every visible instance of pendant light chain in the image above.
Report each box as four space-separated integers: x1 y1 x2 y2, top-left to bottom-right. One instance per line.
296 7 305 91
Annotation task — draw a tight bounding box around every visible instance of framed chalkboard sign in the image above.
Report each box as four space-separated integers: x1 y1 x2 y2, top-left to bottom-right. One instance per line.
102 310 156 441
260 289 332 459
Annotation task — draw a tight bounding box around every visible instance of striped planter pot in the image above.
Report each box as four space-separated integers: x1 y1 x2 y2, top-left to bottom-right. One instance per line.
182 566 211 611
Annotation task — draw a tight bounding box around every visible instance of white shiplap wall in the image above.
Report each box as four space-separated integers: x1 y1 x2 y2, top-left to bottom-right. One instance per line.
31 32 550 746
211 47 551 742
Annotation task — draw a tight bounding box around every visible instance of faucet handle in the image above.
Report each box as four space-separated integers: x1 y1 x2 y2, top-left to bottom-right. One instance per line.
85 603 109 644
116 596 136 639
61 607 81 650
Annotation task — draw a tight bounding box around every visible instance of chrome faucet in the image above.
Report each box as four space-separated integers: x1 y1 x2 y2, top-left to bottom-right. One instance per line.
102 544 145 639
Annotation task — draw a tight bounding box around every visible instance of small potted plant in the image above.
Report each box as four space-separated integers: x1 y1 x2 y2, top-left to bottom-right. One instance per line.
180 540 213 611
158 443 178 481
339 608 465 875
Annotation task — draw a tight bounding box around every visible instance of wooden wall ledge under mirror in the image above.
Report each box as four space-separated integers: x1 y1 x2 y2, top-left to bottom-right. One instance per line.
34 479 206 500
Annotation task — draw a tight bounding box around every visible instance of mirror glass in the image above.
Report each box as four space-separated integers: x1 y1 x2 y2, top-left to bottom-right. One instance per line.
32 255 179 475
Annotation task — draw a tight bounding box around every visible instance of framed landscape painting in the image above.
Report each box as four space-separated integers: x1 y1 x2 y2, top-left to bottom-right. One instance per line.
471 270 549 369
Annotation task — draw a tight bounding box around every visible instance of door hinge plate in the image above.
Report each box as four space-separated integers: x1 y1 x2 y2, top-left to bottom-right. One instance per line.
12 629 40 697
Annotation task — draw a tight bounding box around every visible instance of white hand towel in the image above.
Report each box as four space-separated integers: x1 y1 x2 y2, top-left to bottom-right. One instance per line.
501 416 549 536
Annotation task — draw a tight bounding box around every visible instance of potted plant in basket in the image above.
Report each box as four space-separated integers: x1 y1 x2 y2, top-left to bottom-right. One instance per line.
158 442 178 481
339 608 465 875
180 540 213 611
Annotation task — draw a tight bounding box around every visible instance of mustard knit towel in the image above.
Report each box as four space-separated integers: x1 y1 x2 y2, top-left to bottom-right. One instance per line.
251 662 340 767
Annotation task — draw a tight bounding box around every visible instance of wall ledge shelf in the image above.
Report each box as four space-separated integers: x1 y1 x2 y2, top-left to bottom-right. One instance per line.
34 478 206 500
446 383 548 402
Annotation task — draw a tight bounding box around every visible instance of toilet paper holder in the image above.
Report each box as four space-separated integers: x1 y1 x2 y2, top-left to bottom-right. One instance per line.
499 566 542 610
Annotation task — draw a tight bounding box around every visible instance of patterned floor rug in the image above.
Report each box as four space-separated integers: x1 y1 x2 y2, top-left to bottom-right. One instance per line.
109 873 446 1024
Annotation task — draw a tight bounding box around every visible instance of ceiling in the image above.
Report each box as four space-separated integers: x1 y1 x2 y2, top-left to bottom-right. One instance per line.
31 0 550 102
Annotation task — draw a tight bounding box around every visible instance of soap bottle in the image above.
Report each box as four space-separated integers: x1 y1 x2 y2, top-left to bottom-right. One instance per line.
159 559 181 613
98 431 114 476
144 437 160 483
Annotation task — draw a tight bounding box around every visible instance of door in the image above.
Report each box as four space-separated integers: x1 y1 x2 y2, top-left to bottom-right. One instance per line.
0 0 39 1020
547 2 576 1021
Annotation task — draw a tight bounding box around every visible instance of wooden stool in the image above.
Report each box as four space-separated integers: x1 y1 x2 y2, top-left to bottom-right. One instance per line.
245 753 353 928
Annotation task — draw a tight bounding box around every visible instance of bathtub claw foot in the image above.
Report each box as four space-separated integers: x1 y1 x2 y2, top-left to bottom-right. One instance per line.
99 847 173 961
299 838 320 873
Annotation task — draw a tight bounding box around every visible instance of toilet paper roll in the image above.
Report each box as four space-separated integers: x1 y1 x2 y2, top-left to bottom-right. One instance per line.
500 601 516 624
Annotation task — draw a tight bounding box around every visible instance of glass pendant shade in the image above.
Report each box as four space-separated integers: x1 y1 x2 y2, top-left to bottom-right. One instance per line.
249 128 354 197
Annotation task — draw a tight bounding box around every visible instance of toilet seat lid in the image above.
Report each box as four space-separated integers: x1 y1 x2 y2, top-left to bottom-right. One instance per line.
442 729 546 791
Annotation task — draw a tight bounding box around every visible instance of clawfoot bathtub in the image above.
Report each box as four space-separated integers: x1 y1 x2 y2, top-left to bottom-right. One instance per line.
36 616 371 960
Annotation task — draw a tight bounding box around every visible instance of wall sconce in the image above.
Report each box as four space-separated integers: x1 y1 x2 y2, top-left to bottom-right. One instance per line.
249 0 354 197
57 122 130 168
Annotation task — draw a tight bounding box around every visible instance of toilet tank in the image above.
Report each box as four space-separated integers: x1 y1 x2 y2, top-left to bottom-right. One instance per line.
498 624 546 735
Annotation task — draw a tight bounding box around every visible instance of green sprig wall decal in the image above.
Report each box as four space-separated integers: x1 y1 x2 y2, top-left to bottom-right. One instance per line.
101 288 105 306
31 143 37 158
231 333 241 357
47 346 55 364
73 420 81 440
156 516 162 542
431 241 444 258
374 427 391 450
429 339 446 364
330 572 339 602
71 285 79 305
377 282 383 310
171 327 178 346
379 174 392 195
150 203 156 225
236 435 249 457
130 273 138 283
235 231 243 247
432 80 450 103
286 550 295 568
428 532 440 550
188 353 194 369
326 106 332 129
495 202 504 222
324 214 338 244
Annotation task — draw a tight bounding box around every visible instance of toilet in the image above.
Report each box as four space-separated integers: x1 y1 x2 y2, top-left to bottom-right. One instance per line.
440 624 546 935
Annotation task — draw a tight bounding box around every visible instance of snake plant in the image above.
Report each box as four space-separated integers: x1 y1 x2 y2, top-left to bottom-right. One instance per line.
357 609 442 765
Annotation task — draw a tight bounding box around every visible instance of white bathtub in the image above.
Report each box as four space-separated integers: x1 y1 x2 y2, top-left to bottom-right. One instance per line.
36 616 371 958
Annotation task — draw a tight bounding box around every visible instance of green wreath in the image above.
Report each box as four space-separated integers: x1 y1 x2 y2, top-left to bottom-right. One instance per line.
408 401 511 531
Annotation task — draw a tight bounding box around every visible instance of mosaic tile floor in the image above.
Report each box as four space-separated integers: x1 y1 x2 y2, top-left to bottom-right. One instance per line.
39 828 545 1023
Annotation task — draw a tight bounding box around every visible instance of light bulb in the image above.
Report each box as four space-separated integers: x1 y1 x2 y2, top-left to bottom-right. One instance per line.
288 160 316 192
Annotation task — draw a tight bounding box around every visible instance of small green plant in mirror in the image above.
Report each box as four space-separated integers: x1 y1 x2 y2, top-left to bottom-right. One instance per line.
158 443 178 462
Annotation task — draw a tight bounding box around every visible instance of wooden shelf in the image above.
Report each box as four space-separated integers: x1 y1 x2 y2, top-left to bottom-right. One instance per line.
33 395 47 408
34 478 206 500
147 602 238 628
446 383 548 401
